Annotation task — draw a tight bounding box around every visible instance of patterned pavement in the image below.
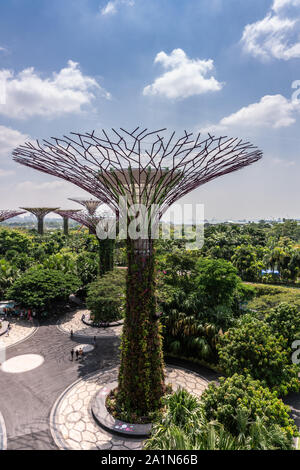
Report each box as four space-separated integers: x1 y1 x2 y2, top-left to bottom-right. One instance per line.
0 318 38 350
50 365 210 450
57 310 122 338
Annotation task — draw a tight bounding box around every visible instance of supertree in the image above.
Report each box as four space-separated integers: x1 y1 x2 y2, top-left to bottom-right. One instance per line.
68 198 102 216
63 210 114 275
13 127 262 417
0 210 25 223
54 209 81 236
20 207 59 235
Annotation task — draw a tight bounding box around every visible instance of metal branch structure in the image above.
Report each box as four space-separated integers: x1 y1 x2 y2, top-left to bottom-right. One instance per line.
54 209 81 236
13 127 262 417
0 210 25 223
21 207 59 235
68 198 103 216
63 210 100 235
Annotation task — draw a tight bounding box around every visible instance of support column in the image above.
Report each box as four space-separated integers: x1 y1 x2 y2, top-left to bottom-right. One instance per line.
63 217 69 236
117 237 165 416
37 216 44 235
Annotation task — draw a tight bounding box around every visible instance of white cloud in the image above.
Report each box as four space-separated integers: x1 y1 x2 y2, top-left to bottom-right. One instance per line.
201 94 300 133
101 0 134 16
0 125 29 157
273 0 300 12
143 49 223 99
0 60 110 119
241 0 300 60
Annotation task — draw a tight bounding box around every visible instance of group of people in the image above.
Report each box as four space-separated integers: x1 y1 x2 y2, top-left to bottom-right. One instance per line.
1 307 36 321
71 347 83 361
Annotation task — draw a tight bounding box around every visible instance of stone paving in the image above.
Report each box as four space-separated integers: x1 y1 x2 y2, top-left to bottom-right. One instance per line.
0 411 7 450
0 318 37 349
50 365 210 450
57 310 123 338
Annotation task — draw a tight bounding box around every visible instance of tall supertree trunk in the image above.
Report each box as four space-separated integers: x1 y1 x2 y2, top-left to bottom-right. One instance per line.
98 238 115 276
63 217 69 236
117 238 165 416
37 216 44 235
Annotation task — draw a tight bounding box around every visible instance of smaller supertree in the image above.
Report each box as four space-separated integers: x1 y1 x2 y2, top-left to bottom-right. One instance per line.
66 210 114 275
21 207 59 235
0 210 25 223
68 198 102 216
54 209 81 236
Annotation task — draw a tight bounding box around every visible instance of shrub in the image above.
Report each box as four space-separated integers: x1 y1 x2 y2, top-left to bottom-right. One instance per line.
201 374 297 441
86 269 125 323
6 267 80 312
265 302 300 344
145 386 295 450
217 318 299 396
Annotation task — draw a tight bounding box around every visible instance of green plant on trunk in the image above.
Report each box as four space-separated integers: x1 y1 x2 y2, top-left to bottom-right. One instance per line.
117 238 165 417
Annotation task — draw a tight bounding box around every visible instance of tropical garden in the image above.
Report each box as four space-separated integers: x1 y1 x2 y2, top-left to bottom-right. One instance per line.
0 218 299 450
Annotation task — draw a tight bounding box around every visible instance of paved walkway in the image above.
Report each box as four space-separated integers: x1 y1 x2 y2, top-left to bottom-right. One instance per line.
50 365 210 450
0 318 37 349
57 310 122 338
0 316 299 450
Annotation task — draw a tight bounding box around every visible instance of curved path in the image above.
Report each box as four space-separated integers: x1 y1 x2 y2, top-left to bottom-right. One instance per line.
57 310 122 338
0 315 299 450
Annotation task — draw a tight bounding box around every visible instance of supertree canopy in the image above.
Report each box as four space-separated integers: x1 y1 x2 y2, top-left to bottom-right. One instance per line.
13 127 262 418
54 209 81 236
21 207 59 235
0 210 25 223
68 198 103 216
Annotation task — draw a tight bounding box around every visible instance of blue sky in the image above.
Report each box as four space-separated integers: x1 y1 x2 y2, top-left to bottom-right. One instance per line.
0 0 300 220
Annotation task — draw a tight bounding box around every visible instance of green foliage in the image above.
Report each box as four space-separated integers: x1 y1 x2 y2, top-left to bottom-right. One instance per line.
195 257 241 309
145 386 294 450
0 228 33 255
247 283 300 314
7 267 80 312
86 269 125 323
0 259 19 298
201 374 297 442
217 318 299 395
265 302 300 344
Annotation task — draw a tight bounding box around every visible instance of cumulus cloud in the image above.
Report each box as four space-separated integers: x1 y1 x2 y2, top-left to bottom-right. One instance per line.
0 60 110 119
101 0 134 16
143 49 223 99
241 0 300 60
201 94 300 133
0 125 29 157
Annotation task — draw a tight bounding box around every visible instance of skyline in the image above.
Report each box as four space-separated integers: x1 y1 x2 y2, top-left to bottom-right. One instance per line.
0 0 299 220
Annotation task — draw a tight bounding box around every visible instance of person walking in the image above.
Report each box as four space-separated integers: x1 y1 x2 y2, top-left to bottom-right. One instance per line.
93 336 96 347
71 348 74 361
75 349 79 361
70 329 74 339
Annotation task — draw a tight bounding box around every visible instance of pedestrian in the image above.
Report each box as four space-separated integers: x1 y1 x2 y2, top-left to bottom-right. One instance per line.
93 336 96 345
71 348 74 361
75 349 79 361
70 329 74 339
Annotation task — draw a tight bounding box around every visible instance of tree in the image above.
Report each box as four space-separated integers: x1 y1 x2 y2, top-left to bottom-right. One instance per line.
86 269 125 323
231 244 262 281
7 267 80 313
13 126 262 418
217 317 299 396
